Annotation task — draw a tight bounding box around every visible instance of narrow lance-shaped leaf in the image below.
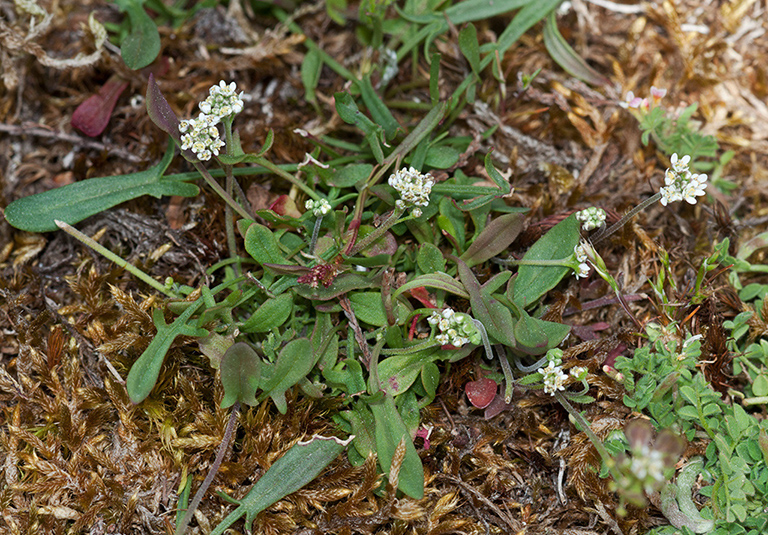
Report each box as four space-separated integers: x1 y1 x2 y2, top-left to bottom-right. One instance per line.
209 435 353 535
542 11 610 87
454 255 516 346
4 139 197 233
392 272 469 300
460 212 525 267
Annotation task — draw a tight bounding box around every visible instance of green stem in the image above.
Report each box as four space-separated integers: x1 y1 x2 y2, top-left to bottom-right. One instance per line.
252 156 320 201
554 391 623 481
592 192 662 245
193 162 252 220
347 205 405 256
56 220 178 298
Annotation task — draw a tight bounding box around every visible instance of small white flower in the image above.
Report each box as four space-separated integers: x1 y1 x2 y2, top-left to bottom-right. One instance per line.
575 262 590 279
198 80 245 122
305 199 331 217
429 308 480 348
180 115 224 161
538 361 568 396
659 153 707 206
575 207 606 231
411 207 422 218
570 366 588 380
388 166 434 207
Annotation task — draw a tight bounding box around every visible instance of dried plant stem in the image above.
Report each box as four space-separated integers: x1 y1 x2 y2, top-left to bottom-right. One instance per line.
176 402 240 535
592 192 662 245
55 220 177 298
554 392 622 481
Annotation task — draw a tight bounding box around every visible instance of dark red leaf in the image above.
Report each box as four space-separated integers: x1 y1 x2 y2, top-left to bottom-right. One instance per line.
465 378 497 409
71 75 129 137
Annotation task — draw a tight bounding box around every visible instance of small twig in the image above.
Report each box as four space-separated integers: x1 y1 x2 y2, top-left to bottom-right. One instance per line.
176 402 240 535
0 122 143 162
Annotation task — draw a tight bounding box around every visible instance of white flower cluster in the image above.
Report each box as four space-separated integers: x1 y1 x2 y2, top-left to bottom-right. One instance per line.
388 167 434 208
199 81 244 120
629 445 666 493
179 114 224 161
179 81 244 161
573 241 591 279
539 361 568 395
305 198 332 217
575 207 606 231
659 153 708 206
428 308 480 347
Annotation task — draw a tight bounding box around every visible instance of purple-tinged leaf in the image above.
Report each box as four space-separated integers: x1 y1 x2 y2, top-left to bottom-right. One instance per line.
72 75 129 137
461 212 524 267
146 73 182 147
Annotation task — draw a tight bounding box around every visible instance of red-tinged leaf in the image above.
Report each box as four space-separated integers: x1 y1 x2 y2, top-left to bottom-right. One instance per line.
146 73 186 152
269 195 302 218
465 378 497 409
408 286 435 309
71 75 129 137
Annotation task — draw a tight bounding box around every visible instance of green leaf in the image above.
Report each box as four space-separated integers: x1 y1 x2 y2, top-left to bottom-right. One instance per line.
244 223 288 265
301 48 323 104
348 292 408 327
455 256 516 346
369 394 424 499
377 353 436 396
458 23 481 75
210 435 351 535
240 293 294 333
460 212 525 267
220 342 262 408
393 272 469 300
360 75 400 140
120 2 161 69
325 163 373 188
4 140 193 233
512 214 580 307
512 307 570 355
294 273 375 301
126 300 208 404
335 92 385 163
484 151 512 192
421 361 440 399
417 243 446 273
424 145 461 169
542 12 610 87
261 338 318 414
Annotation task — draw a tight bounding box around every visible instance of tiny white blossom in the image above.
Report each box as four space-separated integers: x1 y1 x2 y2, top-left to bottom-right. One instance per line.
388 166 434 207
538 361 568 395
180 115 224 161
575 207 606 231
198 80 245 122
305 199 331 217
570 366 588 380
411 207 422 218
429 308 481 347
575 262 591 279
659 153 707 206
